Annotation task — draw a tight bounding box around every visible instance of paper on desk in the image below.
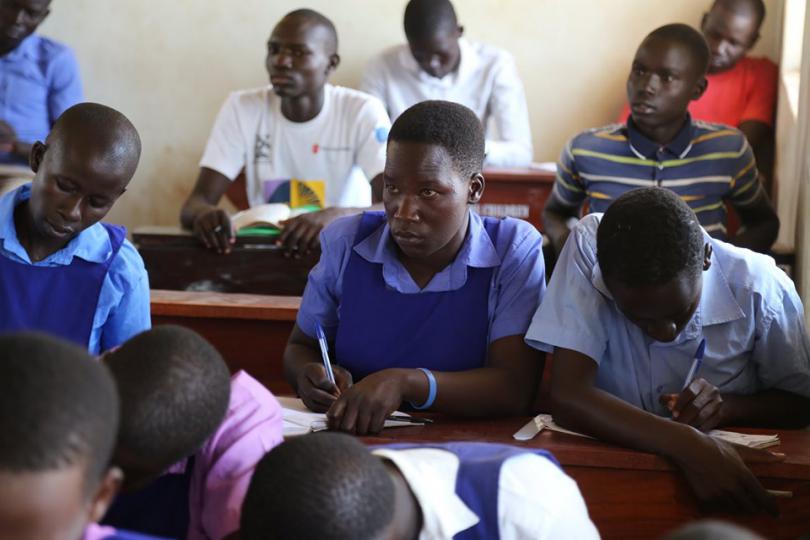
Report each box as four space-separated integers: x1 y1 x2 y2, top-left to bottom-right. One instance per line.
513 414 780 449
280 396 415 437
529 161 557 173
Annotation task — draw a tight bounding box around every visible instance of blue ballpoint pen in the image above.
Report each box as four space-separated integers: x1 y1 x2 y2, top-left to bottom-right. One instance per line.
315 322 336 386
681 338 707 391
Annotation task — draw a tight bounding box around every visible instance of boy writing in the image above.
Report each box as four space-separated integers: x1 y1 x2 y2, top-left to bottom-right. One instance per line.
527 187 810 513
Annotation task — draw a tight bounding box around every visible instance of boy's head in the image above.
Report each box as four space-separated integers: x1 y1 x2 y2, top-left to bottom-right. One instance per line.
404 0 462 79
627 24 709 133
0 0 51 54
597 188 711 343
103 325 231 491
242 433 405 540
266 9 339 100
0 332 121 540
27 103 141 244
702 0 765 73
384 100 485 262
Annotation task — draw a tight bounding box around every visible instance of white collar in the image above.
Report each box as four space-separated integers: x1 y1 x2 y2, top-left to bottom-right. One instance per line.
372 447 479 539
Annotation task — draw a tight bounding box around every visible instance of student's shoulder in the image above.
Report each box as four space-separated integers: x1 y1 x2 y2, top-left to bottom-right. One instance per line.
739 55 779 78
328 84 388 114
30 34 74 59
221 86 272 112
710 238 796 308
690 120 750 151
228 370 282 414
567 123 628 151
466 39 516 66
108 236 148 286
367 43 410 69
493 216 542 253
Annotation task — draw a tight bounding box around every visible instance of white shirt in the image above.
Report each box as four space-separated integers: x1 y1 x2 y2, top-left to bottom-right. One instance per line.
199 84 390 208
360 38 533 168
372 447 600 540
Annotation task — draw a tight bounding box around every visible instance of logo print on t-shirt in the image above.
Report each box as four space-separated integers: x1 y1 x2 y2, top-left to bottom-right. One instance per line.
254 135 272 161
312 143 319 154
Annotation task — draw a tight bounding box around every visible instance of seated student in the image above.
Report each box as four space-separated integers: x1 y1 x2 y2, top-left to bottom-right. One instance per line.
618 0 777 191
0 102 149 354
101 325 283 540
241 433 599 540
526 187 810 513
544 23 779 256
361 0 532 168
0 0 83 167
181 8 390 255
284 100 546 435
0 332 165 540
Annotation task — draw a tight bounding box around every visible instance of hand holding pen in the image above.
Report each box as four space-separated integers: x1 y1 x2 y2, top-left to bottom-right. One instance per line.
297 323 353 413
659 339 725 432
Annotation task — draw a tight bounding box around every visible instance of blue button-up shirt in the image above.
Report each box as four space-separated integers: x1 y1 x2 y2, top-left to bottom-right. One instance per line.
0 184 150 353
298 210 546 344
526 214 810 416
0 34 83 164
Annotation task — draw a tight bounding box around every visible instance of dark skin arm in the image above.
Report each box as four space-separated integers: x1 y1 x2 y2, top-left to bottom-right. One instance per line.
543 193 580 255
0 120 32 161
283 324 541 434
739 121 775 195
730 189 779 252
550 347 782 515
180 170 384 255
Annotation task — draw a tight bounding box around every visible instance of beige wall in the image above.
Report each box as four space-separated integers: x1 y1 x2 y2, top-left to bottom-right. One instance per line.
39 0 780 229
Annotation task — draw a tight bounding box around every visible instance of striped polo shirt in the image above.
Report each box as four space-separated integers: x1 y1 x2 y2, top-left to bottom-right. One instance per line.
552 116 762 239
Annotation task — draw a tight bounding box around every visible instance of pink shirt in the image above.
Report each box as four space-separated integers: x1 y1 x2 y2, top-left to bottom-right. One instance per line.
166 370 283 540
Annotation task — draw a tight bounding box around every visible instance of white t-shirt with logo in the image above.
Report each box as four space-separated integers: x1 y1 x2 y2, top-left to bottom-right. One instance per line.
199 84 390 208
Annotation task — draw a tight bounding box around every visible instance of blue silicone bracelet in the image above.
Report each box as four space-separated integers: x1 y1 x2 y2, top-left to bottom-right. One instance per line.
410 368 437 410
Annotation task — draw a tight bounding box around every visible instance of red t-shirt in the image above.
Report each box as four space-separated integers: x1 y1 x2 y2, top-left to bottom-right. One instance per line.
618 56 778 127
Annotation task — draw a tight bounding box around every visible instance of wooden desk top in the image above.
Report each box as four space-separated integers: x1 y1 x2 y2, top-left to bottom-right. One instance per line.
151 289 300 321
363 415 810 481
483 166 556 183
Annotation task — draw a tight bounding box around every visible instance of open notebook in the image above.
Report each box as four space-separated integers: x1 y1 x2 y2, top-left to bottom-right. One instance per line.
280 396 427 437
513 414 781 449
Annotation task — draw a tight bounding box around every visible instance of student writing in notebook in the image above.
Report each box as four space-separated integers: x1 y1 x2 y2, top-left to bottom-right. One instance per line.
180 9 390 255
241 433 599 540
101 326 283 540
0 102 149 353
526 187 810 513
618 0 777 191
0 332 165 540
543 23 778 256
361 0 533 167
283 100 546 435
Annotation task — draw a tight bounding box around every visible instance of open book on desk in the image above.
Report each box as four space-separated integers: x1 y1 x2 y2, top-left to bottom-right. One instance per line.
513 413 780 449
280 396 431 437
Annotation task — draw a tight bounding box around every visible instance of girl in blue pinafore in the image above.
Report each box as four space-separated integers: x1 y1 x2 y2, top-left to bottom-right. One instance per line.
283 101 547 434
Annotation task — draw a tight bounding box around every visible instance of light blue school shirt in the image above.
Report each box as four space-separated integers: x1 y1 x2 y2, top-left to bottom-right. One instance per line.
0 34 83 164
297 210 546 344
0 184 150 353
525 213 810 417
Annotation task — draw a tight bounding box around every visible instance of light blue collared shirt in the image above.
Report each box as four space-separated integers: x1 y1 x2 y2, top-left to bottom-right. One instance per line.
298 210 546 346
526 213 810 416
0 184 150 353
0 34 83 164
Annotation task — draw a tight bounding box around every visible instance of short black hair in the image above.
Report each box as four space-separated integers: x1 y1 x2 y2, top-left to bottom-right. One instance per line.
711 0 766 28
105 325 231 470
404 0 458 40
0 332 119 495
645 23 711 76
388 100 484 179
281 8 338 54
241 433 395 540
47 102 142 180
597 188 704 287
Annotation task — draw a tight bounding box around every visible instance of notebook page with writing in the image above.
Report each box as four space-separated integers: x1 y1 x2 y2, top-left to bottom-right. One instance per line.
279 396 417 437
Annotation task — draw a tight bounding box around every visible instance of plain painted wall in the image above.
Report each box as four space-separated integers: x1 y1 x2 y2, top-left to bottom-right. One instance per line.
38 0 780 229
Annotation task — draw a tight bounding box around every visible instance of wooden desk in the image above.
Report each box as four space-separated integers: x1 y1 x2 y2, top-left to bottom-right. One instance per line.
134 226 319 296
151 290 297 394
477 167 555 230
364 418 810 540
